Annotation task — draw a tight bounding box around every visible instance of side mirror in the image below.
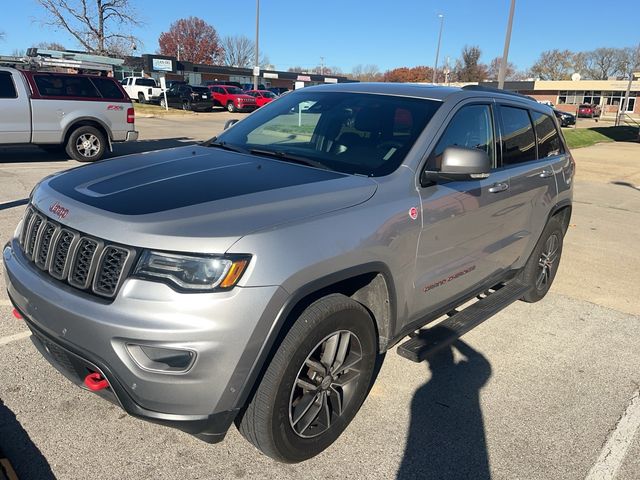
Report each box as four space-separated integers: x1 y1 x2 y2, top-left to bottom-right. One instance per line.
224 119 239 130
422 146 491 184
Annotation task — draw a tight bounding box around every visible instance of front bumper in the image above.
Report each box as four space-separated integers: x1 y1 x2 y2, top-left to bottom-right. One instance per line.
3 239 288 440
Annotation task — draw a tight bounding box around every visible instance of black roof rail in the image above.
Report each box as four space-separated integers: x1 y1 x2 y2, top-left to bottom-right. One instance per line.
461 84 537 103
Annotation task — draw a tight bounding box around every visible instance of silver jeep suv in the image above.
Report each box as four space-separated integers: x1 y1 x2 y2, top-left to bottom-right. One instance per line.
3 83 573 462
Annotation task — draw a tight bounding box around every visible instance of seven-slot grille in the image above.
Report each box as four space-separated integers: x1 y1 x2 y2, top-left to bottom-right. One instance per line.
18 205 135 298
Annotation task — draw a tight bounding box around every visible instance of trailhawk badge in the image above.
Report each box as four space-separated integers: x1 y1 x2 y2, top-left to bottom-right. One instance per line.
49 201 69 219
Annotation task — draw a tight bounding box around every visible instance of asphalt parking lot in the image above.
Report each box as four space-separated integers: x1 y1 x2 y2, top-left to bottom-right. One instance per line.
0 114 639 479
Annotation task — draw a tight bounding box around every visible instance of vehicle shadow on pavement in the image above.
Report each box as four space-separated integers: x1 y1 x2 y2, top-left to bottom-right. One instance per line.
397 336 492 480
0 399 55 479
0 138 198 164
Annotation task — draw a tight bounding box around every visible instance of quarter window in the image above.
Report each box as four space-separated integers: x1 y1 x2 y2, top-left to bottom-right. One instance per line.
500 106 536 165
428 104 494 170
0 71 17 98
531 111 563 158
91 77 125 99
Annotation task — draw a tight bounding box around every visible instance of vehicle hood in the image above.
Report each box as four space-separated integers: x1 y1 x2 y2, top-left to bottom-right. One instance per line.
32 145 377 253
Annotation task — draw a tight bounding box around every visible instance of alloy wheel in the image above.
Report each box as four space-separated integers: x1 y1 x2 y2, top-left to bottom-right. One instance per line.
75 134 100 158
536 233 559 290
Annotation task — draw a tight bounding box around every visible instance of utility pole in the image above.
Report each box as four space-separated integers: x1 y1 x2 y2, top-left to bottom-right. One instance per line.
320 56 325 75
498 0 516 90
432 14 444 83
253 0 260 90
618 43 640 126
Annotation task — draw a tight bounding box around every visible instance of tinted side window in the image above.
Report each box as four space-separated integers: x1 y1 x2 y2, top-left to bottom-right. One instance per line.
500 106 536 165
34 75 100 98
0 72 17 98
531 111 563 158
428 104 494 170
91 77 125 99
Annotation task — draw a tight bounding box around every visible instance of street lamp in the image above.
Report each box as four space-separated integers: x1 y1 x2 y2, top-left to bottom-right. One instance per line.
253 0 260 90
432 14 444 84
498 0 516 90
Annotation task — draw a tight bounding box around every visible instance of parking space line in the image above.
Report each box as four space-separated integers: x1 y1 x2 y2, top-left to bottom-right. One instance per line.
0 331 31 346
585 389 640 480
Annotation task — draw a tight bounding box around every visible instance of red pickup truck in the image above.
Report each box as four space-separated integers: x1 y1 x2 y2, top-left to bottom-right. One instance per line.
207 85 257 113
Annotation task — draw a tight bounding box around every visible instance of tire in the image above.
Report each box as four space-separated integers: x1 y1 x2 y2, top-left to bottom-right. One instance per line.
65 126 106 162
227 102 236 113
519 216 564 303
137 92 146 104
237 293 378 463
182 101 191 111
159 97 166 108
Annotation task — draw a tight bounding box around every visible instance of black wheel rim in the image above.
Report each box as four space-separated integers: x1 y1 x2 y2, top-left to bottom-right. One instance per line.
289 330 362 439
536 233 559 290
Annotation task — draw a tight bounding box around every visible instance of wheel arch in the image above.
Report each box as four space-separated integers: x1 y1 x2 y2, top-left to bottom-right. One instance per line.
232 262 397 413
62 118 111 147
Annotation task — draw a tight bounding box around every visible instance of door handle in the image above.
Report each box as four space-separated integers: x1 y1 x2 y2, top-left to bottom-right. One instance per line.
539 169 554 178
488 182 509 193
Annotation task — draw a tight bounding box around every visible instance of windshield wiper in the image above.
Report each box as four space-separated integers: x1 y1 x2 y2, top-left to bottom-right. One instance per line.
249 148 331 171
206 140 248 154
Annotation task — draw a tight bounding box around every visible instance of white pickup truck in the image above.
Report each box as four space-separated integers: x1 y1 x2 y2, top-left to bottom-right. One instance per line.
121 76 163 104
0 67 138 162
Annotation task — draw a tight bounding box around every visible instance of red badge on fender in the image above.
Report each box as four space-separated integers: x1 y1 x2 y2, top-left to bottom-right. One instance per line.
409 207 418 220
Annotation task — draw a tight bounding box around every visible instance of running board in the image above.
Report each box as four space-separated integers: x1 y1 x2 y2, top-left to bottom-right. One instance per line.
397 281 530 362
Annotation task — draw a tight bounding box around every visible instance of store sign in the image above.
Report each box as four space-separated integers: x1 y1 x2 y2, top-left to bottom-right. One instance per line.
297 75 311 82
264 72 278 79
152 58 173 72
324 78 338 84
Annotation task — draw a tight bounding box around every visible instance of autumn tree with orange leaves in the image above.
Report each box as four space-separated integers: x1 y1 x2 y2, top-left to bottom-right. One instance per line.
158 17 223 65
382 66 434 83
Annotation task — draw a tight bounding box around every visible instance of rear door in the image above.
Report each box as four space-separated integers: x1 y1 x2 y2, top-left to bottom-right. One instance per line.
0 70 31 143
494 103 558 267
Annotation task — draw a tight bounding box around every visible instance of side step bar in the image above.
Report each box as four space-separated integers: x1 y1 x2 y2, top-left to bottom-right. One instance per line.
397 281 530 362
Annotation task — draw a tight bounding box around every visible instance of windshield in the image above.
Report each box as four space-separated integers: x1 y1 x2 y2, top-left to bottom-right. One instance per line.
216 91 441 176
227 87 244 94
262 91 277 98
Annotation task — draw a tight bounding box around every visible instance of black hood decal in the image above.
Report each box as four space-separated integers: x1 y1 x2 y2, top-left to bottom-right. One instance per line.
48 146 345 215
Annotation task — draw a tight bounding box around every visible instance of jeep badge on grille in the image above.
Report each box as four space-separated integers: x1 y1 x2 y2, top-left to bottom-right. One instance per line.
49 202 69 219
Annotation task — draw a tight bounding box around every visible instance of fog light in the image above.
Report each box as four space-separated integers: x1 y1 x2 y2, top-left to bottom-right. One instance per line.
126 344 195 373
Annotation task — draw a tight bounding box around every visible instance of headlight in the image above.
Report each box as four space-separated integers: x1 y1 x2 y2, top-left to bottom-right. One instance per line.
133 251 250 292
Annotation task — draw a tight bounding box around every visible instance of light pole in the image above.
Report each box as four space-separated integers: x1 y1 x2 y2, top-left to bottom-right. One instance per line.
253 0 260 90
498 0 516 90
432 14 444 83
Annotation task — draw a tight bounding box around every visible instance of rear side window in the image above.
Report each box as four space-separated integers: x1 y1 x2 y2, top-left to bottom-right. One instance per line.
34 75 100 98
91 77 125 100
531 111 563 158
135 78 156 87
500 106 536 165
0 71 17 98
428 104 494 170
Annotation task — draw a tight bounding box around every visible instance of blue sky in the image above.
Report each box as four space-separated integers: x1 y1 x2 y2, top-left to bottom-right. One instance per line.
1 0 638 73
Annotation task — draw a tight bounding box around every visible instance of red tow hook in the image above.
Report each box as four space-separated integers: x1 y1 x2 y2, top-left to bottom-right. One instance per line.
84 372 109 391
12 308 23 319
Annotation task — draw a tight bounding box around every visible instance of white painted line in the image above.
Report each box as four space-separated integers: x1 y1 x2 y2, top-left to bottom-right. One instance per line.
0 330 31 346
585 389 640 480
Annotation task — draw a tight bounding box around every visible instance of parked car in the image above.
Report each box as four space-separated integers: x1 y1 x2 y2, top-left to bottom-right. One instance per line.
4 83 573 463
165 80 187 89
577 103 601 118
207 85 257 112
268 87 289 96
0 67 137 161
121 76 163 104
554 109 576 127
244 89 278 107
160 84 213 112
241 83 266 91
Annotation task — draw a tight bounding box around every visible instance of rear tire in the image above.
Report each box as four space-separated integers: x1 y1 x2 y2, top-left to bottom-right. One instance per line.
65 126 106 162
519 216 564 303
237 294 378 463
137 92 146 104
159 97 167 108
182 101 191 111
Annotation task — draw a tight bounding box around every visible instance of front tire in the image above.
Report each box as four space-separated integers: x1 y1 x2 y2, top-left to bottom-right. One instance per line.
159 97 166 108
519 216 564 303
227 102 236 113
65 126 106 162
237 294 378 463
182 101 191 111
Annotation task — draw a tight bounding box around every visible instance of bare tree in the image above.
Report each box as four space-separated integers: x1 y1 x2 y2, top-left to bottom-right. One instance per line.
351 64 382 81
453 45 488 82
585 47 621 79
221 35 269 68
36 41 67 51
12 49 25 57
487 56 515 81
530 49 574 80
287 66 306 73
35 0 141 56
